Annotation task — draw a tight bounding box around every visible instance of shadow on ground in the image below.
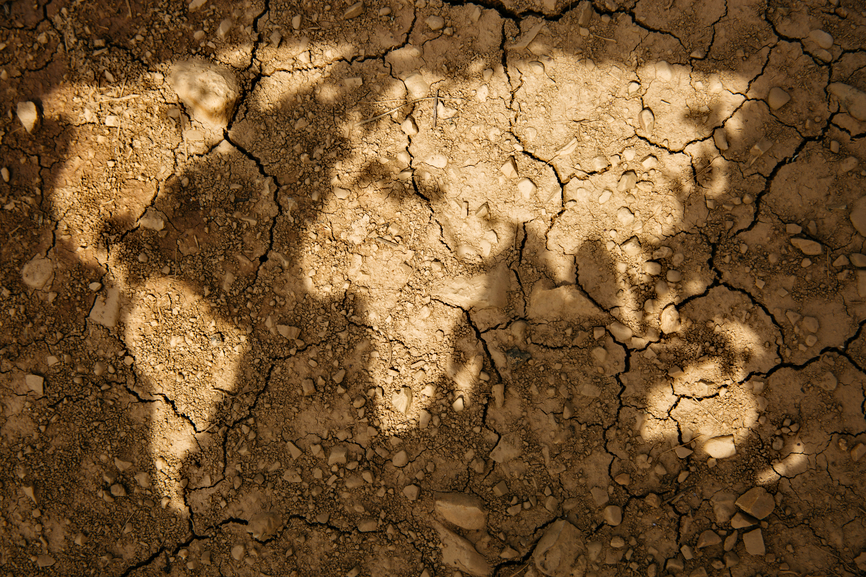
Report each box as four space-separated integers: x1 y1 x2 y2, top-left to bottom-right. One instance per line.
1 0 866 576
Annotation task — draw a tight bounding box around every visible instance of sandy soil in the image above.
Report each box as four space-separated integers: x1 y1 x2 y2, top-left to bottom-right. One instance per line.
2 0 866 575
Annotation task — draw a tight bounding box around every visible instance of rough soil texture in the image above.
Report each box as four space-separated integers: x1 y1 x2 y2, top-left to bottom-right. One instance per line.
2 0 866 576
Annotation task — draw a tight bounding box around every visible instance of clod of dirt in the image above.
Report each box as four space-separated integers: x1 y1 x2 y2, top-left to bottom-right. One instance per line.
25 374 44 396
169 60 240 127
432 520 491 576
16 101 40 133
434 492 486 530
20 255 53 290
850 196 866 236
138 208 166 231
247 512 281 541
391 450 409 467
532 519 588 577
828 83 866 121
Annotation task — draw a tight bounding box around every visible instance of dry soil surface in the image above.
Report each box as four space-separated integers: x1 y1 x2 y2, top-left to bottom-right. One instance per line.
2 0 866 576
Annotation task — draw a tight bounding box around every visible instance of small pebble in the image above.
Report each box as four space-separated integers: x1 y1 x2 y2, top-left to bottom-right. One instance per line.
767 87 790 110
809 29 833 49
426 15 445 31
703 435 736 459
603 505 622 526
343 2 363 19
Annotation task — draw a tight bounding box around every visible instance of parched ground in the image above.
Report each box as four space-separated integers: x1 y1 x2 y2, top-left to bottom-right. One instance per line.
1 0 866 575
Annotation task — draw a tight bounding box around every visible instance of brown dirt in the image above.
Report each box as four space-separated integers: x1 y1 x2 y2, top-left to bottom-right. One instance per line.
1 0 866 576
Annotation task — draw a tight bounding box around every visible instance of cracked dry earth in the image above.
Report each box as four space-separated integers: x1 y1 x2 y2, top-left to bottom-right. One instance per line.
2 0 866 576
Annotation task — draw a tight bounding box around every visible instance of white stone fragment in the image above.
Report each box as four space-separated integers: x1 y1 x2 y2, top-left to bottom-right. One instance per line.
17 101 40 133
801 317 819 333
169 60 239 127
617 207 635 226
703 435 736 459
618 170 637 192
392 387 412 414
89 286 121 329
851 254 866 268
